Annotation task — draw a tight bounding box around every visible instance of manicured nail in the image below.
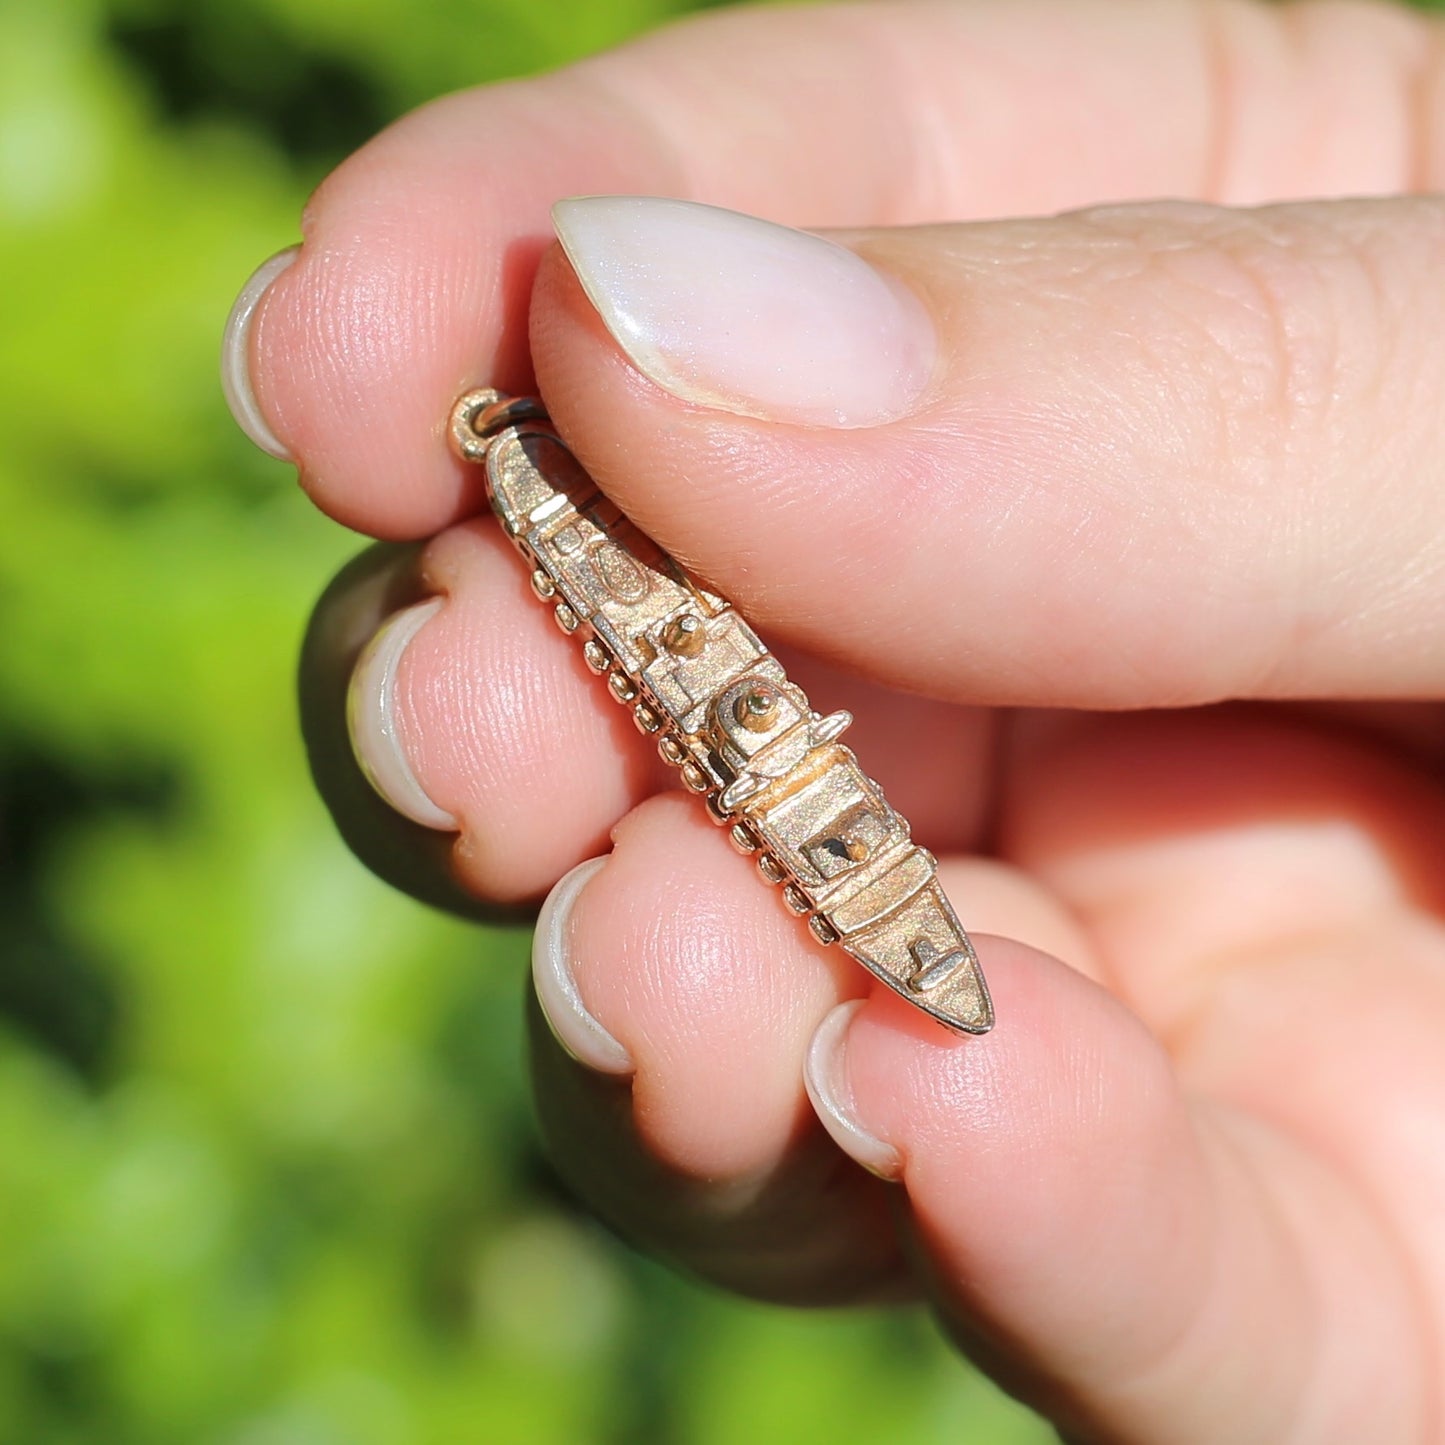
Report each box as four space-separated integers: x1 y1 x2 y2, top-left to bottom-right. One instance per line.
803 1000 902 1181
552 196 935 428
221 245 299 460
347 598 457 831
532 857 634 1076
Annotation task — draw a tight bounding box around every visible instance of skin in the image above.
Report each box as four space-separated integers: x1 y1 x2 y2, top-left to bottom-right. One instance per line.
252 1 1445 1438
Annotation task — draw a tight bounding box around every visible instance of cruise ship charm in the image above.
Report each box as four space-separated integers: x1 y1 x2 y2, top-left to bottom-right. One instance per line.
449 391 994 1035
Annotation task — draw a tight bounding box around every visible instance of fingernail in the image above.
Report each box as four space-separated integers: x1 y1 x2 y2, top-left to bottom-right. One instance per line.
803 1000 902 1181
347 598 458 831
552 196 935 428
221 245 299 460
532 857 634 1076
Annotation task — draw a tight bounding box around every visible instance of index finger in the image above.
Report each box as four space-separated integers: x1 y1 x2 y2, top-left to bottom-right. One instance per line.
235 0 1433 537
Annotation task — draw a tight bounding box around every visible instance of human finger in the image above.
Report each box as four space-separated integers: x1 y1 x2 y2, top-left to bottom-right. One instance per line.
298 539 505 918
331 520 665 903
317 525 995 907
527 791 1090 1303
807 944 1429 1440
532 193 1445 705
228 0 1445 537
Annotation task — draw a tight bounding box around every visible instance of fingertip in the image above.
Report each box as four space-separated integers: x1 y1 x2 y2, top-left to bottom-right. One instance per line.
829 936 1220 1412
346 596 459 831
250 235 495 540
221 245 300 461
843 936 1176 1192
545 195 936 428
399 521 657 902
803 999 903 1181
565 791 855 1180
298 540 514 925
807 939 1116 1203
533 854 635 1077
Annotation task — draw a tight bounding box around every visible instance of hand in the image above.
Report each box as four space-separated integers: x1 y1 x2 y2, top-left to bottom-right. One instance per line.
227 2 1445 1438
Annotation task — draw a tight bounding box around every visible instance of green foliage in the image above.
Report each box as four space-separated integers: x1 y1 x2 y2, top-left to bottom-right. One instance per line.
0 0 1051 1439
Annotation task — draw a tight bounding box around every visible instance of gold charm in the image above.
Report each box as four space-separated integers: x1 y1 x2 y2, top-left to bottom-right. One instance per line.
449 391 994 1035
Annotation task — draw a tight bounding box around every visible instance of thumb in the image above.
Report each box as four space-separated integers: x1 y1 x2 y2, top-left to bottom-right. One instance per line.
531 195 1445 707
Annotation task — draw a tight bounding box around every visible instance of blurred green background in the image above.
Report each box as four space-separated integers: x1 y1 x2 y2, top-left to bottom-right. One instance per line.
0 0 1054 1439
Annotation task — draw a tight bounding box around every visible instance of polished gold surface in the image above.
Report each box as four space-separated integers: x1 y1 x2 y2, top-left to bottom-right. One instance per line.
448 390 994 1034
